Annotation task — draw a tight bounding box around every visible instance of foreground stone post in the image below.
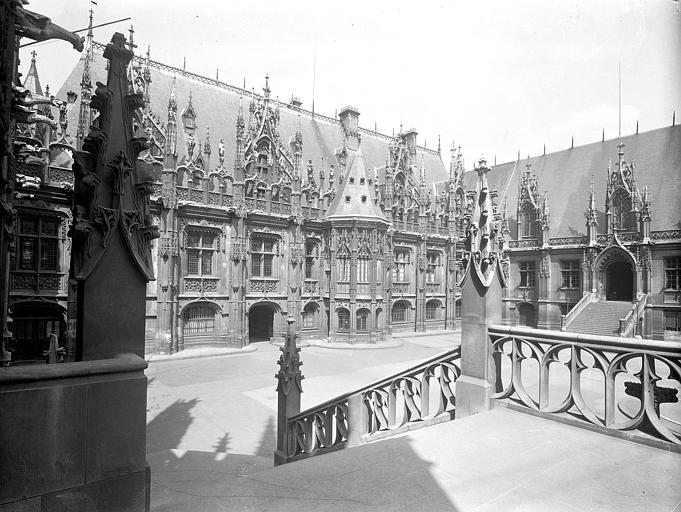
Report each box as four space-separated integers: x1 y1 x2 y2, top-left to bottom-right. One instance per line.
275 317 304 465
70 32 159 360
456 158 506 418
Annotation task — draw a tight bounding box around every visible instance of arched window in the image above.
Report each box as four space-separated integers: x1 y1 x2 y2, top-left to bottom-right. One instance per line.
356 308 370 332
392 301 410 323
305 240 319 280
302 302 319 329
357 249 371 283
337 246 350 282
611 190 636 232
337 308 350 331
455 300 462 319
426 300 441 320
183 304 216 336
520 206 537 238
393 249 409 283
426 251 439 283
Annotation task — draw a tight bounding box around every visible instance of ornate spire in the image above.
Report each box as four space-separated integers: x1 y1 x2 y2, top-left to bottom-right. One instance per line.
165 77 177 157
263 73 271 99
143 45 151 83
76 9 94 151
23 49 43 95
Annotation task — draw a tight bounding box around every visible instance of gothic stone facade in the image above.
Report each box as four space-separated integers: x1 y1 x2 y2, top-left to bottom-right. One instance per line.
6 37 680 363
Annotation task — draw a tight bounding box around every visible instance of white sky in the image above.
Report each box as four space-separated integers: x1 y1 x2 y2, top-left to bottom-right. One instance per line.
19 0 681 169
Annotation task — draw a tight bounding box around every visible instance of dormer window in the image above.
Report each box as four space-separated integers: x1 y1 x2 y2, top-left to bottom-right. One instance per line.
361 195 367 203
345 195 351 203
359 177 365 185
520 205 537 238
349 177 355 184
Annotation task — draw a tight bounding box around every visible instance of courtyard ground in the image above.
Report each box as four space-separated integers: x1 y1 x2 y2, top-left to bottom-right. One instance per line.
145 332 681 511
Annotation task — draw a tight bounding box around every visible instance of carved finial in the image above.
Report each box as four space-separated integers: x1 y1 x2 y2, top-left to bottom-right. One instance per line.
30 49 37 61
263 73 270 98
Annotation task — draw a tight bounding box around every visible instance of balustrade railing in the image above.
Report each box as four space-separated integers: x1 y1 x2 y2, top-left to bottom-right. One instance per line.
488 324 681 445
508 238 541 249
619 294 647 337
285 346 461 462
561 292 596 331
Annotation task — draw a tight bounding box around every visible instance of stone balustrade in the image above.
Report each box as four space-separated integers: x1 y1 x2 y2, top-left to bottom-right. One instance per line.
488 324 681 446
285 346 461 462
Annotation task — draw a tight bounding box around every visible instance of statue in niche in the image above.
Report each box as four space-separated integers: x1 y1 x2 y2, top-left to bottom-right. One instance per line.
186 131 195 160
307 160 315 186
218 138 225 167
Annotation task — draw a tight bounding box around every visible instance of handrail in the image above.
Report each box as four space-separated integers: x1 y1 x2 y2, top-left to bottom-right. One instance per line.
489 324 681 355
618 294 647 337
285 345 461 463
488 324 681 446
289 346 460 422
561 291 596 331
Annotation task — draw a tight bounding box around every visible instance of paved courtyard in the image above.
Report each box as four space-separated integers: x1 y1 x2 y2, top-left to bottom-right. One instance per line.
145 333 681 511
146 333 459 459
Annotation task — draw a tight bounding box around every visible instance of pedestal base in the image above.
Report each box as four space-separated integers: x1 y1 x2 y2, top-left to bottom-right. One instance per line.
456 375 495 418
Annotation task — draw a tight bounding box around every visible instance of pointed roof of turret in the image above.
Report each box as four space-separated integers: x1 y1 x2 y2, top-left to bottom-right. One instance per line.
23 50 43 96
326 144 388 223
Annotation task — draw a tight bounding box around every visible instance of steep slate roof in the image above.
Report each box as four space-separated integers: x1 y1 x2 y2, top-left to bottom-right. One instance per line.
56 43 447 186
326 146 388 222
463 125 681 237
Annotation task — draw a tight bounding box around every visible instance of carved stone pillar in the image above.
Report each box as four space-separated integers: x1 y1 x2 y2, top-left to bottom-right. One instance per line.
457 158 507 418
274 318 303 466
70 33 159 360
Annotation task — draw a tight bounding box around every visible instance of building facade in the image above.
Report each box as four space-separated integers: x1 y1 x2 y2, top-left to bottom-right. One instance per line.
5 27 680 364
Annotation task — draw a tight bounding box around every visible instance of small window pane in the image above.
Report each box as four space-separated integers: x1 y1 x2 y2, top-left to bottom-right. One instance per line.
20 218 37 235
40 239 58 271
19 239 36 270
187 251 199 274
41 219 59 236
201 252 212 275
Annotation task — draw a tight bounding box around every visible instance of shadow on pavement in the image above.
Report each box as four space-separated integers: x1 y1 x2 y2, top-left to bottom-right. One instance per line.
147 398 200 453
255 415 276 458
148 434 460 512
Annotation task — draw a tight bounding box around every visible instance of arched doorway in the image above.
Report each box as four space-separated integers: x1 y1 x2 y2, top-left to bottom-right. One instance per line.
606 261 633 301
182 302 219 348
517 303 536 328
10 301 66 363
248 303 276 343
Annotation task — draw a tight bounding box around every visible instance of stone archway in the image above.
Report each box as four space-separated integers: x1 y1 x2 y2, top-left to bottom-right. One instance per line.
606 261 633 301
248 302 278 343
594 244 637 301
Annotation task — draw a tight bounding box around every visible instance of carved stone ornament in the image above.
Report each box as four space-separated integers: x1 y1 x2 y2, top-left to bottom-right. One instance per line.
71 33 159 281
458 158 507 289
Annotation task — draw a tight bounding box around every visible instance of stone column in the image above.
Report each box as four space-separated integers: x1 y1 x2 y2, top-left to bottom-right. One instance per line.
70 33 159 361
456 158 506 418
274 318 303 466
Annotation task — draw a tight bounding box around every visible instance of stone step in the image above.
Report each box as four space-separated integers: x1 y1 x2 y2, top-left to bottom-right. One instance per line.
568 300 634 336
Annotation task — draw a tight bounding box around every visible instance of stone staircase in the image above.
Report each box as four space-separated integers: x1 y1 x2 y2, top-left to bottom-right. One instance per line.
567 300 634 336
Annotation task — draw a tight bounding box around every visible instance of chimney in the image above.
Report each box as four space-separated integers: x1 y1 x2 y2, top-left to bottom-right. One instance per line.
290 95 302 111
339 105 360 150
401 128 418 155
